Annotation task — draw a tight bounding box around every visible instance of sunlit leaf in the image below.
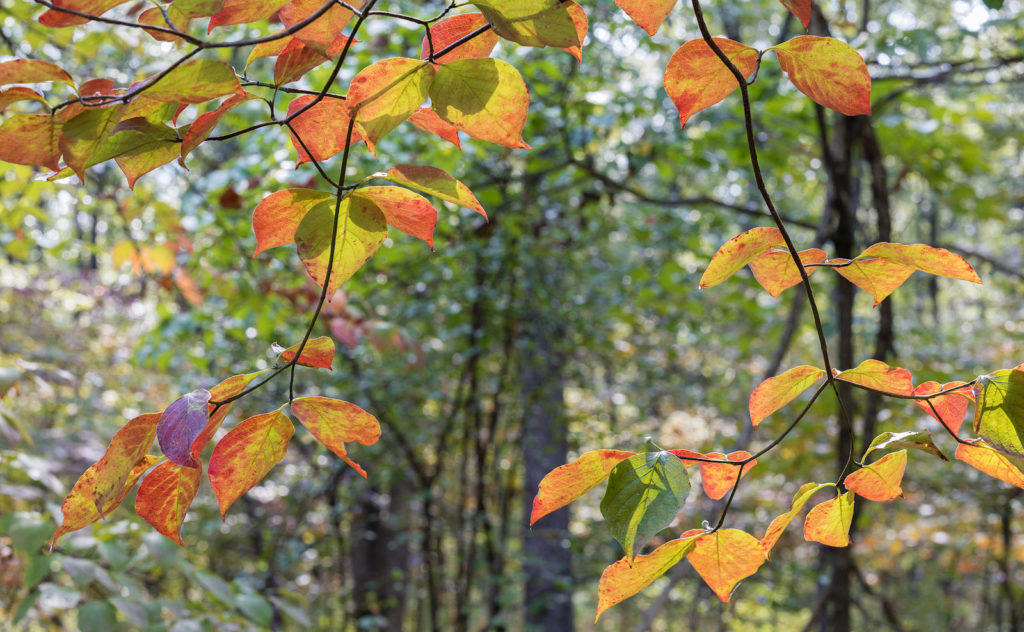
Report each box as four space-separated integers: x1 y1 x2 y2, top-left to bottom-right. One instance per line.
530 449 635 526
748 247 826 297
614 0 677 36
771 36 871 116
407 108 461 147
294 196 388 297
180 92 256 163
835 359 912 396
561 2 588 64
135 460 203 546
865 430 947 461
420 13 498 63
252 189 334 255
600 451 691 559
665 38 759 129
384 164 486 218
156 389 212 467
87 413 161 512
749 365 825 427
803 491 854 547
352 186 438 248
473 0 580 49
208 408 294 518
699 227 785 289
140 60 241 105
760 482 829 559
430 58 531 149
0 59 74 87
843 450 907 501
698 452 755 500
778 0 811 28
0 87 48 111
277 335 335 370
973 368 1024 465
287 95 364 164
685 528 764 602
279 0 358 57
347 58 434 154
665 449 705 467
209 0 289 30
595 535 698 620
956 440 1024 489
290 396 381 477
913 381 973 435
61 109 178 181
274 39 330 86
832 243 981 305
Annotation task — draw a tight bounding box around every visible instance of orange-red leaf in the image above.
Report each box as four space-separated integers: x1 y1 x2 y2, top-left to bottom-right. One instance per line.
699 452 756 500
748 247 826 297
956 440 1024 489
771 36 871 116
279 0 357 57
38 0 134 27
830 256 913 306
429 58 530 149
181 92 256 163
530 449 635 526
686 529 764 602
835 359 912 396
666 448 705 467
87 413 161 511
760 482 829 559
843 450 907 501
287 95 364 164
594 535 698 620
803 491 854 547
347 58 435 154
407 108 461 147
0 113 63 171
208 408 294 518
749 365 825 427
384 164 486 218
778 0 811 28
252 188 334 255
0 87 47 111
277 335 335 370
614 0 677 36
699 227 785 289
913 381 973 435
664 38 759 129
290 396 381 477
420 13 498 63
209 0 288 30
352 186 438 248
274 38 330 86
191 370 267 457
135 459 203 546
0 59 74 87
561 2 588 64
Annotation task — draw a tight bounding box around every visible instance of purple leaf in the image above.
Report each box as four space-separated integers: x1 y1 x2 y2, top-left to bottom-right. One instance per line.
157 389 211 466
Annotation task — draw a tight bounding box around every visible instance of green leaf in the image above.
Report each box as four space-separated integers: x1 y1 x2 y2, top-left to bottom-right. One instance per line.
77 600 117 632
600 451 691 560
141 60 241 104
974 367 1024 468
294 196 388 298
865 430 947 461
237 592 274 626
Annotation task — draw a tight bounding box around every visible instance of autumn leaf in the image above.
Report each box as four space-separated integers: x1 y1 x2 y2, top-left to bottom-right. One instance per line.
973 368 1024 466
831 242 982 305
530 449 635 526
287 95 364 164
0 87 48 111
615 0 677 36
666 449 705 467
274 39 330 86
209 0 289 30
761 482 829 559
913 381 973 435
294 195 388 297
0 113 64 171
407 108 461 147
135 459 203 546
208 408 294 518
347 58 435 154
276 335 335 370
778 0 811 28
420 13 498 63
956 440 1024 489
351 186 437 248
181 92 256 163
748 247 826 297
140 60 241 105
749 365 825 427
804 491 854 547
156 389 212 466
843 450 907 501
473 1 580 49
698 451 756 500
86 413 161 512
665 38 759 129
686 528 764 602
865 430 947 461
38 0 134 27
561 3 588 64
383 164 487 218
595 535 698 620
291 396 381 477
279 0 357 57
699 227 785 289
770 36 871 116
191 370 267 456
0 59 74 87
600 451 691 559
430 58 531 149
252 189 335 255
834 359 912 396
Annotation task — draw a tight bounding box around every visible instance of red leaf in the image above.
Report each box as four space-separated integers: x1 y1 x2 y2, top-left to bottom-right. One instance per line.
252 188 334 255
686 529 764 602
748 247 826 297
595 535 698 620
407 108 461 147
699 452 755 500
208 408 294 518
530 449 635 526
274 38 330 86
352 186 438 248
277 335 335 369
665 38 759 129
287 95 364 164
760 482 829 559
615 0 677 36
0 87 47 112
749 365 825 427
290 396 381 477
420 13 498 63
835 359 913 396
0 113 63 171
347 58 435 154
39 0 134 27
803 491 854 547
956 440 1024 489
209 0 289 31
665 448 705 467
181 92 256 163
913 381 973 435
429 58 531 149
699 227 785 289
384 164 486 218
156 389 212 466
778 0 811 29
135 459 203 546
0 59 74 87
279 0 357 57
771 36 871 116
843 450 907 501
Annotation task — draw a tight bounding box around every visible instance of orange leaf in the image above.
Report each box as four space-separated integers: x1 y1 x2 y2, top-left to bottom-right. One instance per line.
560 2 588 64
86 413 161 511
287 95 364 164
190 370 268 457
686 529 764 602
835 359 913 396
384 164 486 218
274 38 330 86
748 247 826 297
749 365 825 427
778 0 811 29
209 0 288 30
913 381 973 435
277 335 335 370
830 256 914 306
181 92 256 163
0 59 74 87
0 113 64 171
614 0 677 36
352 186 438 248
803 491 854 547
419 13 498 63
252 188 334 255
0 87 47 111
833 242 982 305
347 58 435 154
407 108 461 147
429 58 530 149
666 449 704 467
278 0 357 56
135 459 203 546
844 450 907 501
664 38 759 129
208 408 294 518
290 396 381 477
530 449 635 526
956 440 1024 489
699 227 785 289
771 36 871 116
594 535 698 620
760 482 829 560
699 452 756 500
39 0 134 27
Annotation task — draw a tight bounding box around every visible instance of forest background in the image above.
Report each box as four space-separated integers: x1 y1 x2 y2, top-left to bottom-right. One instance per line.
1 0 1023 630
